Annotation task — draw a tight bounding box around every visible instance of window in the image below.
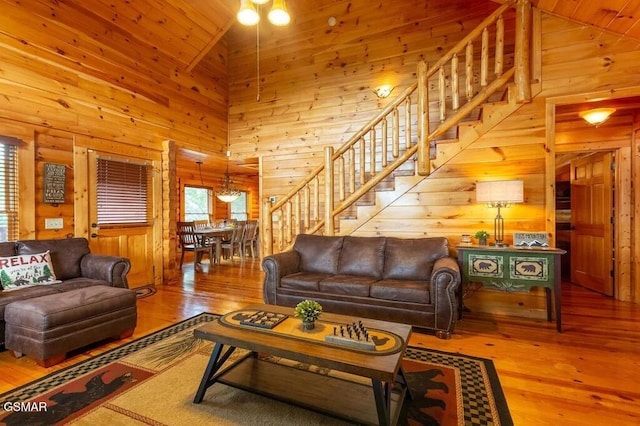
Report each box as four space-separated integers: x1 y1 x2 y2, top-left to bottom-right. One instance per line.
0 139 18 242
96 158 151 225
184 186 212 222
230 191 248 221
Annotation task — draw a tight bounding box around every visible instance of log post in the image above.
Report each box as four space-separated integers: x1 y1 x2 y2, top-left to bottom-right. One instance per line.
417 60 430 176
495 14 504 77
481 27 489 86
304 185 310 230
263 199 273 256
324 146 335 236
381 118 388 167
451 54 459 111
438 66 446 122
515 0 532 103
465 41 473 101
293 192 301 237
393 108 400 158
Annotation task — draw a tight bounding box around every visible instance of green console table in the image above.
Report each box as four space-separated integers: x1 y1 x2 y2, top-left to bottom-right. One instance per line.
456 245 566 332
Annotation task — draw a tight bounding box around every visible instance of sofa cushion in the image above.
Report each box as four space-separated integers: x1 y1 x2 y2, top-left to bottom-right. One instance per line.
383 237 449 280
0 242 16 257
294 234 344 275
16 238 90 280
338 236 386 279
281 272 331 291
318 275 376 297
370 279 430 303
0 251 61 291
51 278 111 292
0 285 61 319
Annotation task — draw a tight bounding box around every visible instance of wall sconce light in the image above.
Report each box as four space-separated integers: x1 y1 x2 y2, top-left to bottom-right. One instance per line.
373 85 394 98
579 108 616 126
476 180 524 247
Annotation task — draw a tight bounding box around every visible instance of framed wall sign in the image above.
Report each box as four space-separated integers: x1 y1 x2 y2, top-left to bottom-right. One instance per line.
513 232 549 248
43 163 66 204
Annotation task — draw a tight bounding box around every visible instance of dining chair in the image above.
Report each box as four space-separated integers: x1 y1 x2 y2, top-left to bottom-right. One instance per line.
242 220 259 258
176 221 214 269
221 221 246 261
193 219 216 247
193 219 209 229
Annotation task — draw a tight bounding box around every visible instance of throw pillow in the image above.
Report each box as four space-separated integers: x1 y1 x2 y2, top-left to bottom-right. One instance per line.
0 251 61 291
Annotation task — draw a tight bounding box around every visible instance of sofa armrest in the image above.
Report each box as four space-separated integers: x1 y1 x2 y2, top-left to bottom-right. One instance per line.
80 254 131 288
430 256 461 334
261 251 301 304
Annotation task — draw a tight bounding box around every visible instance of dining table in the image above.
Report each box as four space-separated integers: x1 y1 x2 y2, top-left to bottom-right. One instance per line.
193 226 234 264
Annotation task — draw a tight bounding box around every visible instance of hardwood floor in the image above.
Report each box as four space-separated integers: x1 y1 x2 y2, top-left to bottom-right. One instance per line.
1 257 639 425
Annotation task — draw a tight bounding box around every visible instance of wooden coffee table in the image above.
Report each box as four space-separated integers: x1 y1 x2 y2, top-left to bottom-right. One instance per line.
193 303 412 426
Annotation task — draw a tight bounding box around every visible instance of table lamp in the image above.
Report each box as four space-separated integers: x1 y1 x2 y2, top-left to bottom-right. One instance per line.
476 180 524 247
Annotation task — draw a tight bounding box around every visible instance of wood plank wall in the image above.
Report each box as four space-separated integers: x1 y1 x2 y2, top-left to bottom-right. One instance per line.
228 4 640 312
0 2 232 242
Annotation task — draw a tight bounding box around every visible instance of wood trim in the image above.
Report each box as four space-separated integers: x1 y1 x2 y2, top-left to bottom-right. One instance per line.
547 86 640 302
616 146 632 301
545 101 556 248
73 145 90 239
18 132 35 239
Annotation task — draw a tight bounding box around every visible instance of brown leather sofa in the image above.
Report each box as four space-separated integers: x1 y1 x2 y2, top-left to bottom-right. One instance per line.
262 234 461 338
0 237 131 347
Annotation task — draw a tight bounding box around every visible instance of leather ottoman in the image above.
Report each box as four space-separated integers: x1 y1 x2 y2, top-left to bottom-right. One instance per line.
4 286 137 367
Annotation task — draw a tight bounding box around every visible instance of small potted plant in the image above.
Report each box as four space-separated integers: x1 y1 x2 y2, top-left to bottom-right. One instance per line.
294 299 322 330
474 230 490 246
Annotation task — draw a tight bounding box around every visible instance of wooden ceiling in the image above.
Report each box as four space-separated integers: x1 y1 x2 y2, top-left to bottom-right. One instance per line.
3 1 633 92
2 0 639 172
532 0 640 41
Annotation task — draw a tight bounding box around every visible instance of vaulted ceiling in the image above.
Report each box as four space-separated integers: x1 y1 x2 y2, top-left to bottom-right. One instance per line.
3 1 636 82
1 0 639 172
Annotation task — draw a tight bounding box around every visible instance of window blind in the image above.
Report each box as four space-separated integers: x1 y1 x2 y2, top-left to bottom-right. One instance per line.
96 158 150 225
0 141 18 242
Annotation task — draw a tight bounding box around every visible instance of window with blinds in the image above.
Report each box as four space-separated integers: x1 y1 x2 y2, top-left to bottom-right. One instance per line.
96 158 151 225
0 140 18 242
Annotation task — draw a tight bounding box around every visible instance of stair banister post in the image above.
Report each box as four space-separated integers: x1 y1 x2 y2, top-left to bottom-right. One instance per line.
417 60 430 176
263 199 273 256
515 0 532 103
324 146 335 235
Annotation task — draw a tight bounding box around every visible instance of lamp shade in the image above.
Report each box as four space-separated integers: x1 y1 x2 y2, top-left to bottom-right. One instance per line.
268 0 290 26
237 0 260 25
476 180 524 204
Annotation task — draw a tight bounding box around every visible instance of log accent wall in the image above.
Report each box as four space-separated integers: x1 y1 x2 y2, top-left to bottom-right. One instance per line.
228 5 640 312
0 1 234 280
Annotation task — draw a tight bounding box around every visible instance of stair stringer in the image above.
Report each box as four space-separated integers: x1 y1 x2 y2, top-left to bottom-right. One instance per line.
430 83 541 171
337 88 529 236
338 173 425 235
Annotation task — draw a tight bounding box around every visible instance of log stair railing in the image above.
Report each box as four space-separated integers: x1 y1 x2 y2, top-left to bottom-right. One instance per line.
263 0 531 256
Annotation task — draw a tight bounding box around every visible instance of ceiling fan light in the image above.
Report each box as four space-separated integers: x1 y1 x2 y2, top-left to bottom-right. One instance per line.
250 0 270 4
579 107 616 125
216 171 241 203
216 191 241 203
237 0 260 26
268 0 290 26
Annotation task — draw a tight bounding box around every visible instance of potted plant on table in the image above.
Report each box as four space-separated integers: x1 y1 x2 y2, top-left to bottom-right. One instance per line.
294 299 322 331
474 230 490 246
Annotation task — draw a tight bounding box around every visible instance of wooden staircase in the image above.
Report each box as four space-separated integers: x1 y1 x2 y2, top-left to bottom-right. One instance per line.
263 0 533 255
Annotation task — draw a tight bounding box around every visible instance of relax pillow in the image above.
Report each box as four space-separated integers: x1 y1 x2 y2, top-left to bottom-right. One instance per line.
0 250 61 291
